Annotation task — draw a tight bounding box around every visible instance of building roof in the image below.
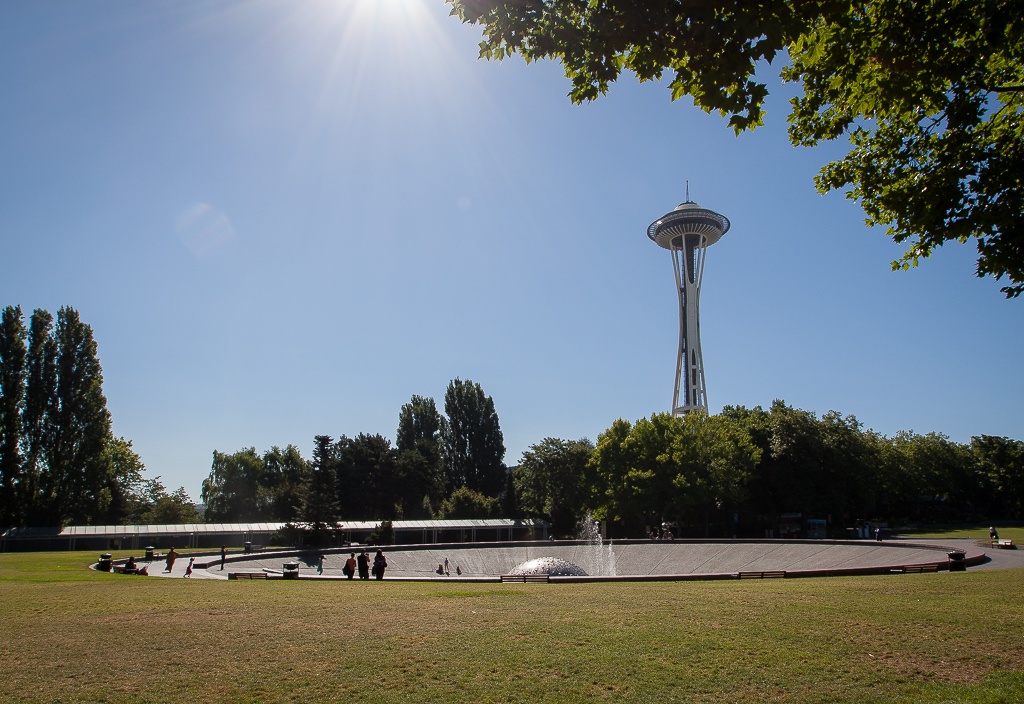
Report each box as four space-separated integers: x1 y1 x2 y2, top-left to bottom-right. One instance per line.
2 518 548 540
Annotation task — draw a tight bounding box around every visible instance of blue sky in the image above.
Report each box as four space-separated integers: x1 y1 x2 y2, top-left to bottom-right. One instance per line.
3 0 1021 500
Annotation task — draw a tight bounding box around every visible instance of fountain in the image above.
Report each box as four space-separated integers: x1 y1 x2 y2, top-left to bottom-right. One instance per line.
508 557 588 577
577 512 617 577
199 530 980 580
508 512 618 577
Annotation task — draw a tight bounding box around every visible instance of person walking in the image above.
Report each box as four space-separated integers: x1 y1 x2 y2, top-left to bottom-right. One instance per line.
220 545 227 570
316 555 324 575
184 557 194 578
164 547 178 573
357 550 370 580
344 553 357 579
373 549 387 580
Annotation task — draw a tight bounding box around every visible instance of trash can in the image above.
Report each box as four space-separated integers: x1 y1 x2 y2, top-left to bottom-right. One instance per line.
948 550 966 571
283 561 299 579
98 553 113 572
244 541 253 553
144 546 155 561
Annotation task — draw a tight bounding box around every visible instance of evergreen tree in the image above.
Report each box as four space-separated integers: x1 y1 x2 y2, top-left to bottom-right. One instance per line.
302 434 341 544
0 306 26 526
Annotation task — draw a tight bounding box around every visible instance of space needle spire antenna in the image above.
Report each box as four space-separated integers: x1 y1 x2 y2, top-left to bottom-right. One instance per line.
647 194 730 415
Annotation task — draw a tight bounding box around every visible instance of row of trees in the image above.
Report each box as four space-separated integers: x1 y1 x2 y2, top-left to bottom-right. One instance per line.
8 306 1019 539
518 402 1024 538
0 306 194 528
200 379 508 528
200 381 1024 541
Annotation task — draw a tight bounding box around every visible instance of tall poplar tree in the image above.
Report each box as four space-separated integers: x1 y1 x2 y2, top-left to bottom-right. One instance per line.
38 308 113 524
0 306 27 526
0 305 149 527
441 378 506 498
20 309 56 521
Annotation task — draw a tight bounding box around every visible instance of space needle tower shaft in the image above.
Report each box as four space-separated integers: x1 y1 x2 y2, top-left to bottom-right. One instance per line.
647 199 730 415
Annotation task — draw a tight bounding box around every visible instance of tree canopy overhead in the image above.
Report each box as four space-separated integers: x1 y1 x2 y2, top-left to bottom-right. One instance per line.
448 0 1024 297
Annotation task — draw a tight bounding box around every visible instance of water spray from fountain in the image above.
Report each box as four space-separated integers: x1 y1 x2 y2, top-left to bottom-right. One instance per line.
577 511 616 577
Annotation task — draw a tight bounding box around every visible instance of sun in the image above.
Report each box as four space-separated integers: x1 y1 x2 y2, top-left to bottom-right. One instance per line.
263 0 485 129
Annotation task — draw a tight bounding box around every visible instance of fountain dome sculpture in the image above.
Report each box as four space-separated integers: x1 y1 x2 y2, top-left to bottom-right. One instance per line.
509 557 588 577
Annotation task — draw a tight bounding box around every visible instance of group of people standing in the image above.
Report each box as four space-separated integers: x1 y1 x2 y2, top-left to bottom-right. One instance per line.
337 549 387 580
434 557 461 576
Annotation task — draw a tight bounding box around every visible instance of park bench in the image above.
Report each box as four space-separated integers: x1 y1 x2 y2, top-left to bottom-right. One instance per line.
500 574 550 584
229 572 268 580
737 570 786 579
890 564 939 574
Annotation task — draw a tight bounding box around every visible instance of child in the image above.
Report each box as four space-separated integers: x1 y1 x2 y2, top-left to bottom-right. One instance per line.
184 557 194 578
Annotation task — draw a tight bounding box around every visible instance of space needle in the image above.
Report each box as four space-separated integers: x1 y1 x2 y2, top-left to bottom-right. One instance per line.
647 195 730 415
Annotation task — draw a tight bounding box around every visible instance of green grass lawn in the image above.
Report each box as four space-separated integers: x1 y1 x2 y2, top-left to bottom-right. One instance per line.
896 524 1024 542
1 552 1022 703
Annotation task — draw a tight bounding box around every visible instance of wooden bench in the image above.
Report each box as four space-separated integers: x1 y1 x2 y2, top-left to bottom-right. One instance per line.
500 574 550 584
229 572 268 580
737 570 786 579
